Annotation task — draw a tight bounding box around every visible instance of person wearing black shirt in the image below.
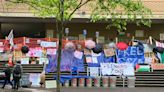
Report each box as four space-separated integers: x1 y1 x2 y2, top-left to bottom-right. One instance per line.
2 64 13 89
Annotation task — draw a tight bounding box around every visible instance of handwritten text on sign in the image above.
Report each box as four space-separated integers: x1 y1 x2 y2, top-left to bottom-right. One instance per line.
100 63 134 76
117 46 145 65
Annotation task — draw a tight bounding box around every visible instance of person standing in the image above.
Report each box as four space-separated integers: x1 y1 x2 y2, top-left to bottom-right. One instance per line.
1 64 13 89
12 61 23 90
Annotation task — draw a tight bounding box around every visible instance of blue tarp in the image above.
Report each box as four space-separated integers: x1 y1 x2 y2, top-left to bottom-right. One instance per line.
46 50 85 72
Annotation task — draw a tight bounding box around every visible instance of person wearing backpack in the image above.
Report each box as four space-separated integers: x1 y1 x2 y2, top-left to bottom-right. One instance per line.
1 64 13 89
12 61 23 90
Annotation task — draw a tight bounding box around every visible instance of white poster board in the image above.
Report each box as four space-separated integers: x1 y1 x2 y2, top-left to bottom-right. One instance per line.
100 63 112 75
39 58 49 64
89 67 99 77
45 80 57 88
100 63 135 76
0 47 4 52
40 41 56 47
21 58 29 64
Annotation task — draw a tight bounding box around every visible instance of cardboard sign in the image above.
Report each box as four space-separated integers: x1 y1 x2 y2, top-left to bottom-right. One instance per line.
104 48 115 57
97 36 105 43
40 41 56 47
84 49 91 55
14 51 22 61
151 64 164 70
135 30 144 37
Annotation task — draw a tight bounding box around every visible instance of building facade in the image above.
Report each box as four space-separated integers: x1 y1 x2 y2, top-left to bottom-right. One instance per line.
0 0 164 41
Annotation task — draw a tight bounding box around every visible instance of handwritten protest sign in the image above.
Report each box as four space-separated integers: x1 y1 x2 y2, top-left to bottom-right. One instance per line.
117 46 145 66
100 63 134 76
100 63 112 75
89 67 100 77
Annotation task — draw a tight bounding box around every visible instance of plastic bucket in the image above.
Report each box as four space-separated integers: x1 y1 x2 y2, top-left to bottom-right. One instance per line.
127 77 136 88
64 80 69 87
79 78 85 87
71 78 77 87
102 76 108 87
94 77 100 87
109 76 116 88
86 78 92 87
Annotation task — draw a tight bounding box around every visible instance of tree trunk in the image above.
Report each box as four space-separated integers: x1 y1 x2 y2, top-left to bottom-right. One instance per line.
56 0 64 92
56 24 63 92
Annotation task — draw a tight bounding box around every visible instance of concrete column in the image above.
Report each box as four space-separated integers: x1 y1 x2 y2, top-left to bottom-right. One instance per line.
0 23 3 39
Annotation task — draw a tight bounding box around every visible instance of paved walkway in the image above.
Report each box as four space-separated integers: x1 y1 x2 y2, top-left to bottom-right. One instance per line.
1 87 164 92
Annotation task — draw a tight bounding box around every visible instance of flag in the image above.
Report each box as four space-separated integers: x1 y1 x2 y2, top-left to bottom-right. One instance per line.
7 29 14 49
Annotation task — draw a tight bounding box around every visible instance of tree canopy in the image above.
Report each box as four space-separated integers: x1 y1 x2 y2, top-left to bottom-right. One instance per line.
6 0 152 31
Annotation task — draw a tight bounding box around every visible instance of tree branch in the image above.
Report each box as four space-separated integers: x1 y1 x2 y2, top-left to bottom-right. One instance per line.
68 0 92 20
7 0 49 12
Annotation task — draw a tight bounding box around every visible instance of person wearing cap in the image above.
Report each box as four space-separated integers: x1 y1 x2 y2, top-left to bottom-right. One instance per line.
1 64 13 89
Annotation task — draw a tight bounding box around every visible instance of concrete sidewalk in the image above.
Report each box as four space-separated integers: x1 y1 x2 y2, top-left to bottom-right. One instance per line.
0 87 164 92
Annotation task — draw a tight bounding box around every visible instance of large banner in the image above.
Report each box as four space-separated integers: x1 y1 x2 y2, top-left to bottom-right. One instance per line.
117 46 145 66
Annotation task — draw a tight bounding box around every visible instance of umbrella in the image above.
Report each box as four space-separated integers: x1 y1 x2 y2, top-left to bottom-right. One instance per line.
92 44 103 54
116 42 128 50
85 40 96 49
153 47 164 53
